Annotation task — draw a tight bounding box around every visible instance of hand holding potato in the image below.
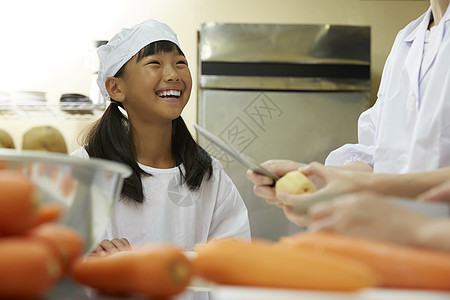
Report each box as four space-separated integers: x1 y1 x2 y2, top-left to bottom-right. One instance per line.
275 170 316 195
246 160 306 206
273 170 317 227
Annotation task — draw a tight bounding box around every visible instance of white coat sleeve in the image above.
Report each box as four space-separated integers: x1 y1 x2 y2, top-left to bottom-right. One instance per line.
325 46 394 167
208 167 251 241
325 102 380 167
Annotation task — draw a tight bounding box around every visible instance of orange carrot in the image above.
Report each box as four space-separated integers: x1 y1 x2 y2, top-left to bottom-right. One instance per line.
70 244 192 298
36 202 64 225
0 160 7 170
27 223 84 272
192 238 377 291
0 170 39 235
280 231 450 290
0 238 62 299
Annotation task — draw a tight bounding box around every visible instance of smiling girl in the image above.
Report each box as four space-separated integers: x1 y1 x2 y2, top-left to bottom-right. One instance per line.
71 20 250 254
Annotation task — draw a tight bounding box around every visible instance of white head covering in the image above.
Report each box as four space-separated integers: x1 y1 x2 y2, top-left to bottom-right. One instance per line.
97 19 180 101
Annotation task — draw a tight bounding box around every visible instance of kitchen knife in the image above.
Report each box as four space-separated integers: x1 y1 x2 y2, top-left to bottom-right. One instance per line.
193 123 280 182
291 193 450 217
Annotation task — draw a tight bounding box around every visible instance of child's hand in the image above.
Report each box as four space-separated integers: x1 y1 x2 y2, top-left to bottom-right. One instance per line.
89 238 131 257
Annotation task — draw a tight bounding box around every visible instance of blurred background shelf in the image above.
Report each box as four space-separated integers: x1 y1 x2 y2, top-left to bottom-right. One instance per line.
0 102 106 119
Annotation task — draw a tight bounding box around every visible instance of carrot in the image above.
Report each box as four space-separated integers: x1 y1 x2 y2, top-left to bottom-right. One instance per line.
192 238 377 291
60 174 77 197
0 170 39 235
70 244 192 298
36 202 64 225
0 160 7 170
0 238 62 299
27 223 84 272
280 231 450 290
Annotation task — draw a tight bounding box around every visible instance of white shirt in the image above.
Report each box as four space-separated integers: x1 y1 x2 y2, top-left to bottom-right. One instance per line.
71 147 251 250
326 7 450 173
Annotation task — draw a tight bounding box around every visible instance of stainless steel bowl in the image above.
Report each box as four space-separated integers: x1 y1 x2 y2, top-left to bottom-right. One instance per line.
0 149 132 254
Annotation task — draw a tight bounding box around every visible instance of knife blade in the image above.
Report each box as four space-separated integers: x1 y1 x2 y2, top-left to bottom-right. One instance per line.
291 193 450 217
193 123 280 182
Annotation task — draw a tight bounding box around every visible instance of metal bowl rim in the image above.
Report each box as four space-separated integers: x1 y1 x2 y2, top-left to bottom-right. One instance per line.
0 149 132 178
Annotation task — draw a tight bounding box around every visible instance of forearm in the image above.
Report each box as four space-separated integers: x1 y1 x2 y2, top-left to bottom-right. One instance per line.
366 167 450 198
333 161 373 172
413 219 450 252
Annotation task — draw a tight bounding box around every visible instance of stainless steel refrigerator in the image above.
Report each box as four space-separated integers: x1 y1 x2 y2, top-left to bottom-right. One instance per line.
197 23 371 241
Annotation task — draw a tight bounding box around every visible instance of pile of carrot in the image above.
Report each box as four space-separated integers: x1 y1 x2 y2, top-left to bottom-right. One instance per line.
0 169 84 298
280 231 450 291
0 169 194 299
192 238 378 291
193 231 450 292
70 244 193 298
6 167 449 295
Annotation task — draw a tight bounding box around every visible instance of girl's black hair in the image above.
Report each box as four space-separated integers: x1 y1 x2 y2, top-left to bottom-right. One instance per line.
84 41 213 203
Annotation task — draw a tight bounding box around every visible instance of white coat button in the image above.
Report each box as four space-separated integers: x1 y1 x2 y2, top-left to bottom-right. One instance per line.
409 95 416 108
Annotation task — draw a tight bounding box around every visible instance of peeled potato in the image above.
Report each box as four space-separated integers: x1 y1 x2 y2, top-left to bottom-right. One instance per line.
275 170 316 195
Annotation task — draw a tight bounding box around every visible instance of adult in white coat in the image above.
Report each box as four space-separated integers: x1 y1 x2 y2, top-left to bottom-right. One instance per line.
247 1 450 225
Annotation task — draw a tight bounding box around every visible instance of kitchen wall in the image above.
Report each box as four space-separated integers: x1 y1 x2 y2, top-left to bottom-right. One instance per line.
0 0 429 153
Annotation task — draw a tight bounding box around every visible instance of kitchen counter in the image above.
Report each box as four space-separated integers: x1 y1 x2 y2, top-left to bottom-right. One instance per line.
45 278 450 300
212 285 450 300
45 277 211 300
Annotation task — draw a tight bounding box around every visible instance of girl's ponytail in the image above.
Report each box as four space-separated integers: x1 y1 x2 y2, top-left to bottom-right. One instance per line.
84 103 148 203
